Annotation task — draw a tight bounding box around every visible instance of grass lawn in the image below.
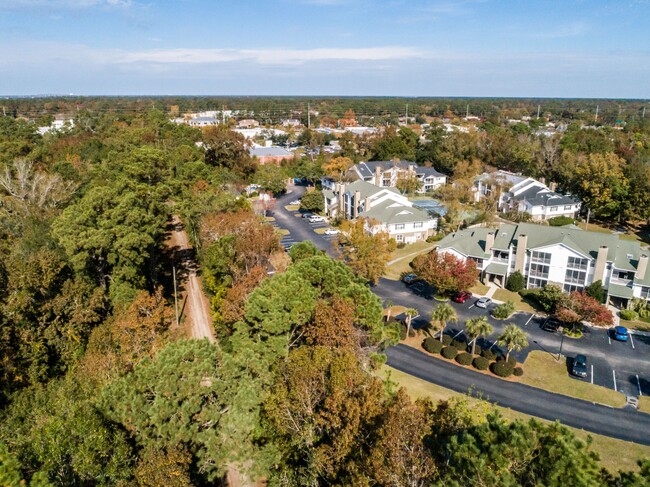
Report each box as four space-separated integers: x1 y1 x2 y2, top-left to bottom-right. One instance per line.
383 305 407 319
492 288 537 313
375 365 650 473
284 204 300 212
520 351 627 408
638 396 650 414
388 240 436 263
469 282 490 296
383 241 436 281
276 228 289 236
264 216 276 222
383 259 414 281
313 227 328 234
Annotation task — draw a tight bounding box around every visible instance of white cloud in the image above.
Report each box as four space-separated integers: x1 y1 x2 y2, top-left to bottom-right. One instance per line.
0 0 131 8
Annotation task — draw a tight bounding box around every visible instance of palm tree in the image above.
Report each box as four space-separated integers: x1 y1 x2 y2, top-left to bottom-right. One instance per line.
465 316 493 355
383 299 395 322
430 303 458 342
404 308 419 338
497 324 529 361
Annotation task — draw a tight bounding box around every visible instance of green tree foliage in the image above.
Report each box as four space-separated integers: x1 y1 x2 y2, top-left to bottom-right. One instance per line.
585 280 606 304
254 163 287 194
506 270 525 292
465 316 493 355
497 324 528 361
443 412 602 486
430 303 458 343
371 127 418 161
202 125 256 178
300 189 325 213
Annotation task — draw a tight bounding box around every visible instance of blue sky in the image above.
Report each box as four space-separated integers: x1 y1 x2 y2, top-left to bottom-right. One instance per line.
1 0 648 97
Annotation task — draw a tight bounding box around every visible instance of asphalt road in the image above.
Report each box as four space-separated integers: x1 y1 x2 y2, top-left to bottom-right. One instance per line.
271 183 650 436
387 344 650 446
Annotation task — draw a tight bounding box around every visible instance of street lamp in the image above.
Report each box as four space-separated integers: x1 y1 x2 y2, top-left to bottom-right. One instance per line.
557 326 565 361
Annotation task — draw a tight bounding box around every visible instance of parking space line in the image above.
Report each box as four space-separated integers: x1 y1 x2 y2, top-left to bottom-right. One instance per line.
524 314 534 326
613 370 617 392
591 365 594 384
468 304 475 309
637 375 642 396
452 330 464 339
608 333 611 345
489 341 496 350
630 333 635 349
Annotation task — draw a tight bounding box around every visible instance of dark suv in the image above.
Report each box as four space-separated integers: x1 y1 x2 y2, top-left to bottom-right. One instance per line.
572 354 588 378
541 318 561 333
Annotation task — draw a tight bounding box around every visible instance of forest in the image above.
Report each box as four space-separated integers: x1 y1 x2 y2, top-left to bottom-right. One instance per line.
0 100 650 486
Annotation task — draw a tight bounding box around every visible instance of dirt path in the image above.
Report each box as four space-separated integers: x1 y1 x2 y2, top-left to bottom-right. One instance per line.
168 215 216 343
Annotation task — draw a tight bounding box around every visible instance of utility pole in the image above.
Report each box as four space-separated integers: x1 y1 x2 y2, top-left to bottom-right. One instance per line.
172 264 179 327
536 104 541 119
307 103 310 128
1 106 5 117
466 104 469 118
222 105 225 125
585 207 591 230
595 105 599 123
643 106 646 119
405 103 408 124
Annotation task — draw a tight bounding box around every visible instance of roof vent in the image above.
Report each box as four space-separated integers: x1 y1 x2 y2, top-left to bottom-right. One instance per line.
501 232 507 237
627 253 633 259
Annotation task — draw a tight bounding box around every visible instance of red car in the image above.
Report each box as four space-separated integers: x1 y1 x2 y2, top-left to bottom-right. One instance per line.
453 291 472 303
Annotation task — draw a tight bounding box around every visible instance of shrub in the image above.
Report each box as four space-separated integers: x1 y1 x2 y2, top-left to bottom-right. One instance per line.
451 339 467 352
441 346 458 360
492 301 515 320
491 361 515 377
399 323 407 340
481 349 497 361
585 280 606 304
455 352 473 366
472 356 490 370
548 215 575 226
441 335 453 346
423 337 443 354
426 232 445 243
396 241 406 249
506 271 525 292
513 367 524 377
620 309 639 321
497 355 517 367
473 345 483 356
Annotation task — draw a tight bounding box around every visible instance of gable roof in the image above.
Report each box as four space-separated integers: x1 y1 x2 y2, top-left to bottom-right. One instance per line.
249 146 293 157
352 160 445 179
360 199 434 225
342 180 401 200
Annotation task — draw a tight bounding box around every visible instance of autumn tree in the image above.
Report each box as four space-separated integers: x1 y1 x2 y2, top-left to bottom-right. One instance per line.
202 125 255 178
338 218 396 285
556 291 613 327
411 250 478 296
396 172 422 194
322 156 353 181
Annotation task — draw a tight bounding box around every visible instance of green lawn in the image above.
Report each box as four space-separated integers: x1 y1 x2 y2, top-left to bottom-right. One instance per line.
639 396 650 414
284 204 300 212
621 318 650 333
388 240 436 263
375 365 650 473
492 288 537 313
469 282 490 296
520 351 627 408
383 241 436 281
383 259 415 281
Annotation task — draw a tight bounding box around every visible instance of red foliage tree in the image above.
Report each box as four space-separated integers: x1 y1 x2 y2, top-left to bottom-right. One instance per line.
411 250 478 296
557 291 613 327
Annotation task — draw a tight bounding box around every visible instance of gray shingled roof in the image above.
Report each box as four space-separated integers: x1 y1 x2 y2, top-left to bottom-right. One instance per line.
360 199 433 225
249 146 293 157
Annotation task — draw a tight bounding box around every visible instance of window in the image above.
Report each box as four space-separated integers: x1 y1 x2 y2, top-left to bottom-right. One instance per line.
564 205 572 210
564 284 584 293
550 206 558 211
395 234 404 242
565 269 586 284
382 178 391 186
531 251 551 264
641 286 650 299
529 263 550 278
395 224 405 230
413 222 423 228
567 256 588 270
529 278 548 289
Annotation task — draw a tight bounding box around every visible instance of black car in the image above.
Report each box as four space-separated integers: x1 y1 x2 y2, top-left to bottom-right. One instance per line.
401 273 419 285
572 354 588 378
541 318 561 333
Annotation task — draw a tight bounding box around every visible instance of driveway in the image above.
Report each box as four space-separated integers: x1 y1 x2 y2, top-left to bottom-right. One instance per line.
271 185 650 401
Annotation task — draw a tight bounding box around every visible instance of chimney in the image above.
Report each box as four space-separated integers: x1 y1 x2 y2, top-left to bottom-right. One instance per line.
637 254 648 281
364 196 371 213
593 246 608 282
514 234 528 272
549 181 557 192
338 184 345 215
485 232 495 254
375 165 381 186
353 190 361 218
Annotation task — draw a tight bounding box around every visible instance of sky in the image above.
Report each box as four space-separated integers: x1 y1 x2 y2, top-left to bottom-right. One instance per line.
0 0 649 97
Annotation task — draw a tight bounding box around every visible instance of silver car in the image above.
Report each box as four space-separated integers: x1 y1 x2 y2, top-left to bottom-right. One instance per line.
475 297 491 308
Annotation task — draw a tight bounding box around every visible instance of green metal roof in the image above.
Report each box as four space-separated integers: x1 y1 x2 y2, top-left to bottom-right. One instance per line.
360 199 433 225
608 283 634 299
485 262 508 276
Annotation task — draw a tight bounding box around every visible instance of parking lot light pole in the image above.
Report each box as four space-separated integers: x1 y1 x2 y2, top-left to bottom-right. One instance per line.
557 326 565 361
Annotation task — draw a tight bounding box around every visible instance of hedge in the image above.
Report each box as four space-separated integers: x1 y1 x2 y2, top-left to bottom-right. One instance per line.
441 335 453 346
472 356 490 370
492 301 515 320
451 339 467 352
423 337 443 354
513 367 524 377
481 349 497 361
491 361 515 377
621 309 639 321
473 345 483 356
455 352 473 366
497 355 517 367
441 346 458 360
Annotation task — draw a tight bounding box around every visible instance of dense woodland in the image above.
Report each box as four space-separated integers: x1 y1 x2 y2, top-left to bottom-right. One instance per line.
0 99 650 485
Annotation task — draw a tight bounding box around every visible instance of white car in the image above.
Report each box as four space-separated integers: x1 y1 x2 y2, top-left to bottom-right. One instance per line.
324 228 340 235
309 215 326 223
289 199 301 205
475 297 492 308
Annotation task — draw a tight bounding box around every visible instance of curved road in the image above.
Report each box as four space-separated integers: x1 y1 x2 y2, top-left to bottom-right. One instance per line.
273 185 650 446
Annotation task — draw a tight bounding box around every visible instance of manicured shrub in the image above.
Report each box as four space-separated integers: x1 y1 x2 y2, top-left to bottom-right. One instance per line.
396 242 406 249
621 309 639 321
451 338 467 352
441 346 458 360
441 335 453 346
513 367 524 377
491 361 514 377
423 337 443 354
472 356 490 370
492 301 515 319
481 348 497 361
455 352 473 366
506 271 525 292
473 345 483 356
497 355 517 367
399 323 407 340
548 215 575 226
